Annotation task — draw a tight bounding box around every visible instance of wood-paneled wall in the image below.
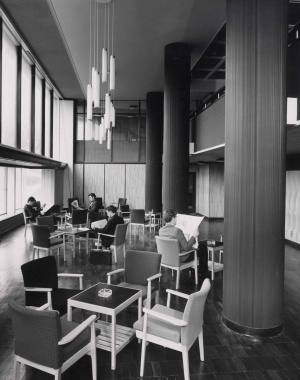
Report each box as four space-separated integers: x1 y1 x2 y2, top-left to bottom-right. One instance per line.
285 171 300 244
74 163 145 210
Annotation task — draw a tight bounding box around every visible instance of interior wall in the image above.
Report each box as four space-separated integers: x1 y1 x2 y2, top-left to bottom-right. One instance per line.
74 163 146 210
285 171 300 244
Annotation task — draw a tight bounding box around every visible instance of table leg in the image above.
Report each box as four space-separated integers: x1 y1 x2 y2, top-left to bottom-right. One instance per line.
67 304 72 321
63 235 66 262
86 232 89 255
111 313 116 370
212 249 215 280
138 296 142 320
72 235 76 258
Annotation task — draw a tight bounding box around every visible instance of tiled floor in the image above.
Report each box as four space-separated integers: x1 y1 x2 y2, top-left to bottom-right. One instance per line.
0 219 300 379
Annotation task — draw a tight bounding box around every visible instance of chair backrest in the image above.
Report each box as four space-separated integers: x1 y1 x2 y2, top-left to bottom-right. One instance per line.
130 209 145 224
120 204 130 217
89 213 107 224
31 224 51 248
124 250 161 286
118 198 127 206
181 279 211 345
8 300 63 369
68 197 79 212
21 256 59 290
72 209 88 225
34 201 41 209
36 215 55 232
155 236 181 266
95 197 104 209
114 222 128 246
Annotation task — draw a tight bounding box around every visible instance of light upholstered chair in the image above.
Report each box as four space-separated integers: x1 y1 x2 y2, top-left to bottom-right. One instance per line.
134 279 211 380
9 300 97 380
96 222 129 263
155 236 198 289
107 250 162 308
129 209 149 234
21 256 83 316
23 209 36 236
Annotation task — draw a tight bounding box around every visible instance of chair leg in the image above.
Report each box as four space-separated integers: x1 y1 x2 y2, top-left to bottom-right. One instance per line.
194 262 198 285
112 246 117 264
91 322 97 380
24 224 27 236
32 247 35 260
140 334 147 376
182 346 190 380
176 269 180 289
155 290 159 304
159 266 162 282
13 357 21 380
199 328 204 361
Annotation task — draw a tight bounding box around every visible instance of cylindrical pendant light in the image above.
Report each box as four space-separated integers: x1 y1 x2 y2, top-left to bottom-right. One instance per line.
102 48 107 82
109 55 115 90
94 72 100 107
107 128 111 150
99 122 103 144
87 84 93 120
92 67 96 103
110 102 115 127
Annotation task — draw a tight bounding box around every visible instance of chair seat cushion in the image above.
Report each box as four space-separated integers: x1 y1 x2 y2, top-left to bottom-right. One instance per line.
50 238 64 247
60 318 91 363
118 282 155 298
133 304 184 343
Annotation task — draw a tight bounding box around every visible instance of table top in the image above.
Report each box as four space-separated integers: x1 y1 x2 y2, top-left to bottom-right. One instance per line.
203 240 224 248
68 282 141 310
52 226 91 236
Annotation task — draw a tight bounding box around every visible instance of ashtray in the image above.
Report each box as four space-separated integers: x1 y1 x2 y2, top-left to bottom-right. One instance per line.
207 240 216 246
98 289 112 298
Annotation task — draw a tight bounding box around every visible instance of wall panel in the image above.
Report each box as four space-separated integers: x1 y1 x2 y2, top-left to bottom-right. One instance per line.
196 165 209 216
74 164 84 206
285 171 300 244
126 164 145 209
105 164 125 207
209 163 224 218
83 164 105 207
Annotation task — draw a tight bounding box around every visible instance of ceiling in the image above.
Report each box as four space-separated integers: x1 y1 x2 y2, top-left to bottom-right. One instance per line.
1 0 300 166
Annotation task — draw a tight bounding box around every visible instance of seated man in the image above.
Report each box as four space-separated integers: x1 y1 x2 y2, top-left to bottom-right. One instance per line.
72 193 100 215
159 209 208 277
23 196 43 221
91 205 124 248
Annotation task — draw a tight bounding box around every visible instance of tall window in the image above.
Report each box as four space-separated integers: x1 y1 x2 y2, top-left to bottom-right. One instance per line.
21 54 32 151
35 72 42 154
53 94 60 160
15 168 22 211
45 85 51 157
22 169 42 203
0 168 8 215
1 29 17 147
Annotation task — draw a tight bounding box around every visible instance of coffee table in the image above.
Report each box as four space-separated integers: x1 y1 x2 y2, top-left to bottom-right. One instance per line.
67 282 142 370
52 226 91 260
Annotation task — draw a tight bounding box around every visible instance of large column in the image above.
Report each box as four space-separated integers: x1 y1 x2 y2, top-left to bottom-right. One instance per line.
162 43 191 213
223 0 287 336
145 92 164 212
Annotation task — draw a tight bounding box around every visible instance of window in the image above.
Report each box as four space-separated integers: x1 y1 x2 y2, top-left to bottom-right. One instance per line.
1 29 17 147
53 94 60 160
15 168 22 211
45 85 51 157
35 72 42 154
22 169 42 204
21 54 32 151
0 168 8 215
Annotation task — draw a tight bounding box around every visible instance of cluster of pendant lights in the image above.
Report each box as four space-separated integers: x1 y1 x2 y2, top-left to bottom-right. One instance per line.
87 0 115 149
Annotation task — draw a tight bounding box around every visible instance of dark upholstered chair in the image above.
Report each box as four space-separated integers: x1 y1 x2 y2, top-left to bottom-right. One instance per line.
134 279 211 380
120 204 130 221
129 209 149 234
31 224 65 260
21 256 83 316
67 197 79 212
155 236 198 290
107 250 162 307
36 215 57 232
9 300 97 380
96 222 129 263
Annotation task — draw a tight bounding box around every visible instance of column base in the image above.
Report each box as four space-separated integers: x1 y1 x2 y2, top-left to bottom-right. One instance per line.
222 314 283 337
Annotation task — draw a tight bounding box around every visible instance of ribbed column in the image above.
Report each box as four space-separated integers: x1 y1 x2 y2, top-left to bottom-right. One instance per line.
223 0 287 336
162 43 191 213
145 92 164 212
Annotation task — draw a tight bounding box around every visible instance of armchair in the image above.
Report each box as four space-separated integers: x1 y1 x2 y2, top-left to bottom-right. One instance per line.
107 250 162 308
120 204 130 222
134 279 211 380
95 222 129 263
129 209 149 234
155 236 198 289
23 209 36 236
21 256 84 316
31 224 66 261
9 300 97 380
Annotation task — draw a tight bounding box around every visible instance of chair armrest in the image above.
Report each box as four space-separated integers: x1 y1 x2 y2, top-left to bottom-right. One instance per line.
178 249 195 257
57 273 84 290
49 232 65 239
142 307 187 327
145 273 162 308
24 288 53 309
36 302 52 310
166 288 189 307
98 232 115 238
107 268 125 284
58 315 97 345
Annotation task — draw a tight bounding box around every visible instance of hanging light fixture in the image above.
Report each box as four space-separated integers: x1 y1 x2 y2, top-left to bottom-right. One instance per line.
87 0 116 149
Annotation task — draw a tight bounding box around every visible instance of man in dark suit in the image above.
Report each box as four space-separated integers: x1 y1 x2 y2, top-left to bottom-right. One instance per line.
159 209 208 277
91 205 124 248
23 196 43 221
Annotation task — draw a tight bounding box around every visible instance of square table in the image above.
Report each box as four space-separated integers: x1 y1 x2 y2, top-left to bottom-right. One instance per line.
52 226 91 260
205 240 224 280
145 211 162 232
67 282 142 370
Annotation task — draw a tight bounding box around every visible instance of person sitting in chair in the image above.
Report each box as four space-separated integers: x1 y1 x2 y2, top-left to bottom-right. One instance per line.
72 193 100 214
23 197 44 221
159 209 208 277
91 205 124 248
